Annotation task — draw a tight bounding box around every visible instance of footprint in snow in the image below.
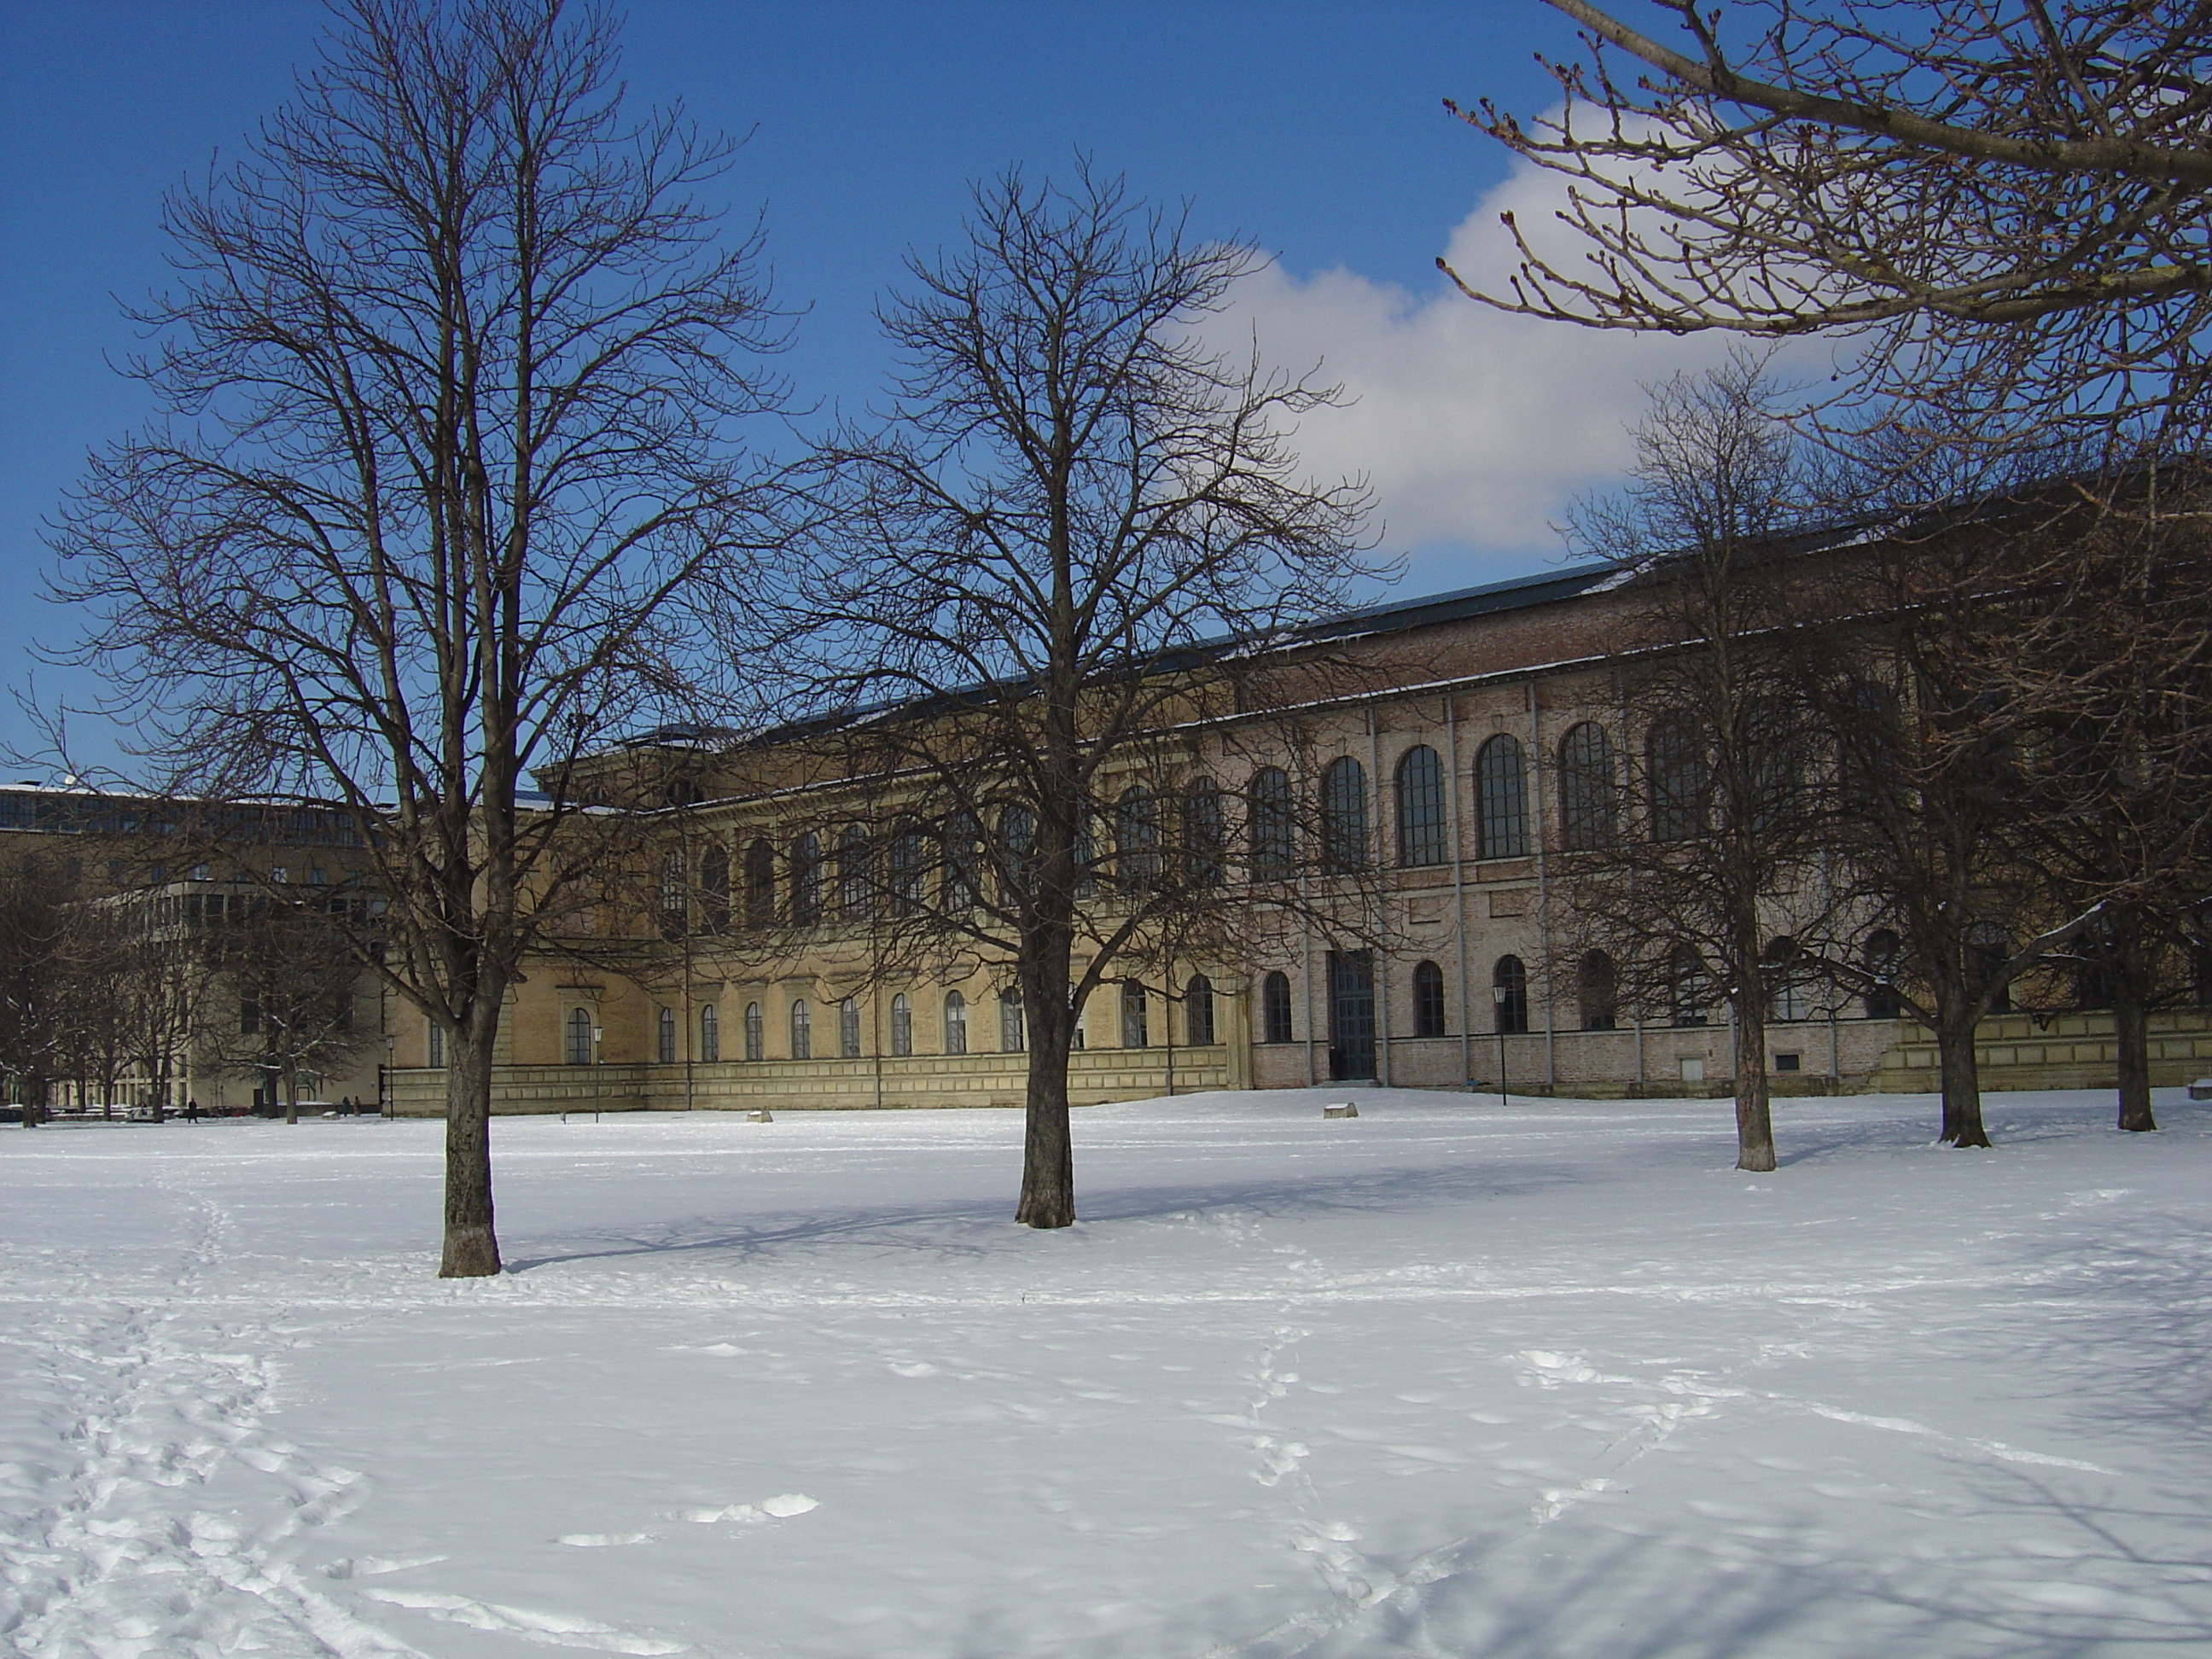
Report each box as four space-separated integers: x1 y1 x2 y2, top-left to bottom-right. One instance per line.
672 1493 818 1524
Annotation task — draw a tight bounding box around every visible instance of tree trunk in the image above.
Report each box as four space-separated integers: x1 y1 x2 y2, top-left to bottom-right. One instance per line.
1732 999 1777 1172
439 1025 503 1277
2111 981 2157 1132
1016 942 1077 1228
1936 1007 1992 1148
285 1068 300 1126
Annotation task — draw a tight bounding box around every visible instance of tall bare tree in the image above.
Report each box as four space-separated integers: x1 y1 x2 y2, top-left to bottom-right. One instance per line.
781 168 1377 1228
1563 353 1843 1171
49 0 789 1274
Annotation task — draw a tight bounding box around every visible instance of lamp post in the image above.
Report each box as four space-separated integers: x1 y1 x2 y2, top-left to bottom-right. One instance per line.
1492 982 1510 1109
591 1025 604 1123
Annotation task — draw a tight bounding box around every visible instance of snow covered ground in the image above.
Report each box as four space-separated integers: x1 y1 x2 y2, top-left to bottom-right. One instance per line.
3 1086 2208 1659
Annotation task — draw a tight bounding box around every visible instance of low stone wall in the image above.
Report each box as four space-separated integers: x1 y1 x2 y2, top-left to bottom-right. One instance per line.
386 1045 1237 1117
1870 1008 2212 1094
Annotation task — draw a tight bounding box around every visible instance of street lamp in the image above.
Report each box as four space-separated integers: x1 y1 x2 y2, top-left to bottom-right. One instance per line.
1491 982 1510 1109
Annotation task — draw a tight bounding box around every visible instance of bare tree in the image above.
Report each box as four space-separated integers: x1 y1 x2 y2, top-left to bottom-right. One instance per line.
49 0 789 1274
1562 353 1844 1171
780 168 1378 1228
195 888 380 1123
1451 0 2212 454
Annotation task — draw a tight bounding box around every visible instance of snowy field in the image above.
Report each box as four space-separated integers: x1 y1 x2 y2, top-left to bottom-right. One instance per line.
3 1087 2209 1659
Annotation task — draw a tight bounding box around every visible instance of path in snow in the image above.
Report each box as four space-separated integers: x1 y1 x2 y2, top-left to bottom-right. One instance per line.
1 1087 2208 1657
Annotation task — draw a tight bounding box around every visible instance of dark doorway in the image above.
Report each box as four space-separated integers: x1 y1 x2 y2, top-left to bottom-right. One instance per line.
1328 950 1377 1080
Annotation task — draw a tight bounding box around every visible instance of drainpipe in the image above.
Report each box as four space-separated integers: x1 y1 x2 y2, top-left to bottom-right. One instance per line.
1366 707 1389 1085
1529 682 1556 1091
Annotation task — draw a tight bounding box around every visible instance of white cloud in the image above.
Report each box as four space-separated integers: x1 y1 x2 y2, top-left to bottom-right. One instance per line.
1211 157 1818 586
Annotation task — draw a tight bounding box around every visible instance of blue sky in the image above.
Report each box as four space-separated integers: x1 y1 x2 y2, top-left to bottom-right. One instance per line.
0 1 1743 771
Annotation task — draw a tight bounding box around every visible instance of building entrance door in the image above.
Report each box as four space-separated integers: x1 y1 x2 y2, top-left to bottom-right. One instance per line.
1328 950 1377 1081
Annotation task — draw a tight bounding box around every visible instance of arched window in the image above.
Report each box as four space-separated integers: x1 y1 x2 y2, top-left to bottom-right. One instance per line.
743 1001 764 1061
1837 681 1901 807
839 997 862 1058
742 840 775 928
1649 716 1710 841
658 851 686 937
565 1007 592 1066
942 815 980 911
890 992 912 1057
1249 766 1294 878
1578 951 1618 1030
1863 929 1902 1019
699 1004 719 1063
1115 786 1161 890
789 998 812 1060
1185 974 1216 1045
1747 699 1804 835
1475 735 1529 859
888 822 924 913
1121 981 1150 1047
999 990 1026 1052
657 1005 677 1064
1261 970 1294 1044
1764 936 1807 1022
1182 779 1225 888
1319 757 1369 873
1558 723 1616 852
1493 955 1529 1034
700 844 731 934
1412 959 1447 1038
998 805 1036 905
427 1020 445 1068
1670 945 1709 1027
1072 811 1097 900
837 825 871 921
943 990 968 1055
789 835 821 926
1395 746 1447 867
1965 922 2012 1013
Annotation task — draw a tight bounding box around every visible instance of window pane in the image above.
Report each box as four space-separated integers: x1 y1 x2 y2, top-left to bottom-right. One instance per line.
1476 736 1529 859
1395 746 1447 867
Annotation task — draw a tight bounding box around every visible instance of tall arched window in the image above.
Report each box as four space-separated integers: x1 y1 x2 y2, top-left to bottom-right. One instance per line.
789 998 812 1060
837 825 871 921
1837 681 1901 807
1747 699 1805 835
1182 779 1225 888
1121 981 1150 1047
888 823 924 913
1395 746 1447 867
890 992 912 1056
1261 970 1294 1044
1319 757 1369 873
998 805 1036 905
1185 975 1216 1045
1475 735 1529 859
943 990 968 1055
1115 786 1161 889
700 844 731 934
427 1020 445 1068
1578 951 1618 1030
1249 767 1293 878
942 815 981 911
1670 945 1709 1027
658 851 686 937
1493 955 1529 1034
999 990 1026 1052
1649 716 1710 841
1558 723 1617 851
790 835 822 926
657 1005 677 1064
1072 812 1097 900
1863 929 1902 1019
699 1004 719 1062
839 997 862 1058
742 840 775 928
565 1007 592 1066
1764 936 1807 1022
743 1001 764 1061
1412 959 1447 1038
